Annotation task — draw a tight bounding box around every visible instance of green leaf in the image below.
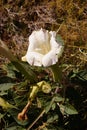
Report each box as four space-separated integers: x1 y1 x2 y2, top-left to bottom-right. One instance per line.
54 95 64 102
45 98 55 113
0 91 7 96
51 103 56 110
69 69 87 82
0 83 15 92
0 39 37 82
45 95 65 113
47 114 58 123
2 64 17 78
51 64 62 82
12 61 37 82
56 34 64 46
0 97 17 109
0 113 5 119
45 101 51 113
60 104 78 115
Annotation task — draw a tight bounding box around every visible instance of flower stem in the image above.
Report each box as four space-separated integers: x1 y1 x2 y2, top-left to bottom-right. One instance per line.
18 101 32 121
51 63 62 83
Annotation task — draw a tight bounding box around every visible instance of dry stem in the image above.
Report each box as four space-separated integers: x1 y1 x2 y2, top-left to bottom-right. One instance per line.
18 100 32 121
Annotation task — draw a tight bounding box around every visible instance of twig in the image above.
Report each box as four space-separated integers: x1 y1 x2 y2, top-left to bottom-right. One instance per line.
79 48 87 57
67 45 87 50
27 109 45 130
57 21 64 33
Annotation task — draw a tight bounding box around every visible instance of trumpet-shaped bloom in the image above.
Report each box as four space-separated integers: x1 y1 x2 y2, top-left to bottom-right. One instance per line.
22 28 64 67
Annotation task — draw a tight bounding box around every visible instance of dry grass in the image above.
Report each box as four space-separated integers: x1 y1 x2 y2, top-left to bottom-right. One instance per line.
50 0 87 71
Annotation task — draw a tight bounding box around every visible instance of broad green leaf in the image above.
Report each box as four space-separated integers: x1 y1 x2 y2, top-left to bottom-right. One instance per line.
0 39 37 82
0 83 15 91
45 95 64 113
0 97 17 109
60 104 78 115
45 101 52 113
45 98 55 113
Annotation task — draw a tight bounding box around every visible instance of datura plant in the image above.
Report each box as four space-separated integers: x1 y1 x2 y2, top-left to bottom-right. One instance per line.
18 28 64 121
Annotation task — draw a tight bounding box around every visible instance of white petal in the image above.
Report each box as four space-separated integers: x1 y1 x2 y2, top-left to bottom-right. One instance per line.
28 28 51 55
28 31 38 51
50 31 64 58
50 31 59 50
56 45 64 58
26 52 43 66
42 50 58 67
36 28 50 44
29 29 46 47
35 28 46 43
50 31 56 37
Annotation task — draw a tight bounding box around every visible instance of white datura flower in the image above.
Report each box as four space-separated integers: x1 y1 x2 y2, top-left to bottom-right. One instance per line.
22 28 64 67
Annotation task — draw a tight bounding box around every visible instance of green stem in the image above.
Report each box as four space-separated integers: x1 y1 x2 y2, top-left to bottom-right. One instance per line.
51 63 62 83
